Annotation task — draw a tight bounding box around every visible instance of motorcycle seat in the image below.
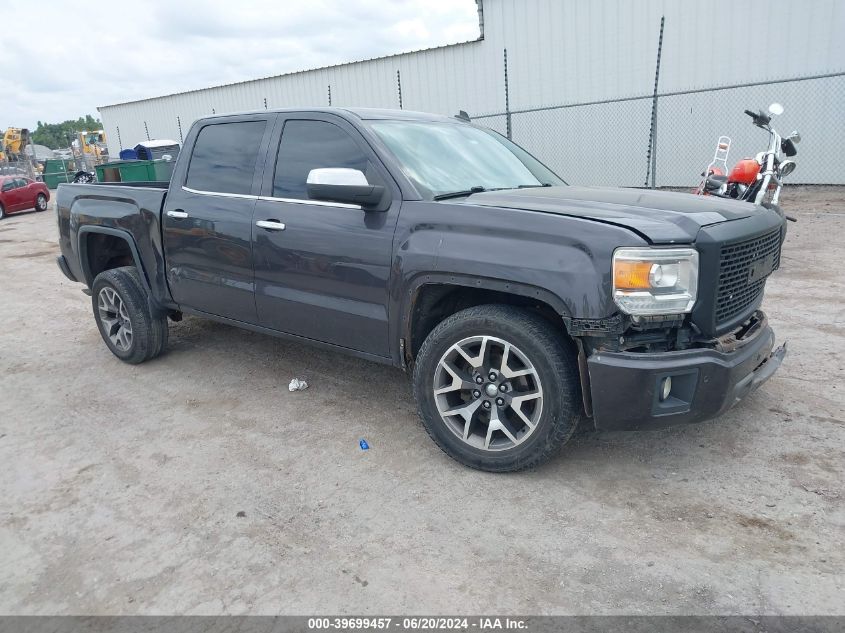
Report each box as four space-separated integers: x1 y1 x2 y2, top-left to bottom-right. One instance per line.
704 174 727 191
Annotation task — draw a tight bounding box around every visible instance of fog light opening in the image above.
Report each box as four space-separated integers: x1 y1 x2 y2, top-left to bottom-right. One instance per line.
660 376 672 402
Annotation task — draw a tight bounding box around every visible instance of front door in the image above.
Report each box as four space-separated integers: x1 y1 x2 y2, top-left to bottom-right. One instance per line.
4 179 25 211
163 116 274 323
253 115 400 357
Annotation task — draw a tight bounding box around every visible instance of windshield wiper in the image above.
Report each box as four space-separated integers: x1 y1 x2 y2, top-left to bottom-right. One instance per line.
433 186 486 201
433 183 553 201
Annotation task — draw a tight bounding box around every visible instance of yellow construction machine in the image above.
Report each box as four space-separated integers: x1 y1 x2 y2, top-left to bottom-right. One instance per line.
77 130 108 158
0 127 30 161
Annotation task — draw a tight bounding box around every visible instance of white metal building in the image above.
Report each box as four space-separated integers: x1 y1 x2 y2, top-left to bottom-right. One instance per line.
99 0 845 185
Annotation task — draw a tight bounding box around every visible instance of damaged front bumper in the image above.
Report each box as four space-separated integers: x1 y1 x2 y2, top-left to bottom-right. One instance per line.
586 311 786 431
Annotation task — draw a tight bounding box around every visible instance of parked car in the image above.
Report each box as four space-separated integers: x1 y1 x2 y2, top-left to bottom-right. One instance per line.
0 176 50 219
55 108 787 471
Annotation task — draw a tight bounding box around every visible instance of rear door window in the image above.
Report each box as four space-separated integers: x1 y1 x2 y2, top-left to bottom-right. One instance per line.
185 121 267 195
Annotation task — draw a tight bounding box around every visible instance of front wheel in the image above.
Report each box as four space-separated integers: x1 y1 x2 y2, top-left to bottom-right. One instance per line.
91 266 168 364
35 193 47 212
413 305 582 472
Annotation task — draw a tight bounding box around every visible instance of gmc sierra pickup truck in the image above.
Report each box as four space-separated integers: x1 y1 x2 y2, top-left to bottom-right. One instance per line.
56 108 787 471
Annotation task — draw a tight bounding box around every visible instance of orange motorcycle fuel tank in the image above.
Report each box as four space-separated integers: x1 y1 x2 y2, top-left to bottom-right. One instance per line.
728 158 761 185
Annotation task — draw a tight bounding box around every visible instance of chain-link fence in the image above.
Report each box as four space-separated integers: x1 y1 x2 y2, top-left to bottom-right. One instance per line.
0 157 39 180
474 72 845 188
2 147 110 187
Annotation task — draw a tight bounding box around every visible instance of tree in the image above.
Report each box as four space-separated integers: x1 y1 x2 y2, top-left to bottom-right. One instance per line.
30 115 103 149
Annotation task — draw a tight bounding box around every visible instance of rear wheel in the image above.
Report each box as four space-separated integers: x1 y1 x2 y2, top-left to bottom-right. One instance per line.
0 203 5 220
35 193 47 212
413 305 581 472
91 266 168 364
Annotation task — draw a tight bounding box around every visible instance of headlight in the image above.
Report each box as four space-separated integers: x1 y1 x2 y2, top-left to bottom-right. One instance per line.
613 247 699 315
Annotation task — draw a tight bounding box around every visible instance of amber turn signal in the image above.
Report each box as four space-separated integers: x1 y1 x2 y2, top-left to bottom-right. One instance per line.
613 261 652 289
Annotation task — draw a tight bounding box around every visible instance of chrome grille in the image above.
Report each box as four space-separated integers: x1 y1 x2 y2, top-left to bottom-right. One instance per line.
716 228 782 324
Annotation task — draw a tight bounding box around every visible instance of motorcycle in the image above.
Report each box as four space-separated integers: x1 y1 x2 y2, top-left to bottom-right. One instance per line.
696 103 801 211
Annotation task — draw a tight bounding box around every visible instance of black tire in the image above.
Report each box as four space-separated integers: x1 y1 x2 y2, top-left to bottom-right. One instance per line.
35 193 47 212
91 266 168 364
0 203 5 220
413 304 581 472
73 171 94 184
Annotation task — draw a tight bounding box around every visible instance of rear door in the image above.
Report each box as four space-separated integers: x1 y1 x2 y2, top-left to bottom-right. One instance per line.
18 179 37 209
162 115 276 323
252 114 400 357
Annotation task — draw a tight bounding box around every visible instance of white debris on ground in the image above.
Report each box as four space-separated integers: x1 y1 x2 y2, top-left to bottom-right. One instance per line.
288 378 309 392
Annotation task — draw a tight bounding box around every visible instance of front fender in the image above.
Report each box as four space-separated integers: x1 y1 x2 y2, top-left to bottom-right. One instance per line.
388 200 649 365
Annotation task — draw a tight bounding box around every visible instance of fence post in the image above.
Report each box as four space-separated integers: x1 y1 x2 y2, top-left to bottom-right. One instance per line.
645 16 665 188
504 48 512 140
397 70 403 109
651 102 658 189
144 121 151 141
116 126 123 151
177 117 183 143
328 84 332 106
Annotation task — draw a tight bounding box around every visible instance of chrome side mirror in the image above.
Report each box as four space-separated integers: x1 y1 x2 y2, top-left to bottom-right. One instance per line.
306 168 386 209
307 167 369 186
788 131 801 144
768 103 784 116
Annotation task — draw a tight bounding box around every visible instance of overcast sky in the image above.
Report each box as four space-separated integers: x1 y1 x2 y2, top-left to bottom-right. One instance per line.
3 0 479 130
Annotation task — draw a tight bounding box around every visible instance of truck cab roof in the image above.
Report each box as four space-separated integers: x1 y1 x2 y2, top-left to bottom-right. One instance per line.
199 107 462 124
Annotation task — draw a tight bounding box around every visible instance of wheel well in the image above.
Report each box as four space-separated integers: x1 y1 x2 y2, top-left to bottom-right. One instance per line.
408 284 565 361
84 233 136 284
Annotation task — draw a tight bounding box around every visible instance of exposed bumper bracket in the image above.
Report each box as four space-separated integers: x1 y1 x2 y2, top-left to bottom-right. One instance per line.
587 319 785 431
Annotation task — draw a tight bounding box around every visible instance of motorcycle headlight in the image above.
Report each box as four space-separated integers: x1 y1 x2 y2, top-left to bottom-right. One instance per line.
613 247 699 315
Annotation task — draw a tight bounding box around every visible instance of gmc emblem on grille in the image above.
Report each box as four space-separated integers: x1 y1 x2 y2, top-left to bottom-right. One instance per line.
748 254 775 283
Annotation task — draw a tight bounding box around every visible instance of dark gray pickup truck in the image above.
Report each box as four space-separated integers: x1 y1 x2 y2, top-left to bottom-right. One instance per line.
56 107 787 471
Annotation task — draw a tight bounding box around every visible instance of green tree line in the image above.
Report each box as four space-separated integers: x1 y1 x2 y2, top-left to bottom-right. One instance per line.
30 115 103 149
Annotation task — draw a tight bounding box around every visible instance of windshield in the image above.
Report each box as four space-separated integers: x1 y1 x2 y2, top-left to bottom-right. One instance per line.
369 120 565 198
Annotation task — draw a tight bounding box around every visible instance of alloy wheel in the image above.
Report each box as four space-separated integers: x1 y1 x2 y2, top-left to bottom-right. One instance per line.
433 335 543 451
97 286 134 351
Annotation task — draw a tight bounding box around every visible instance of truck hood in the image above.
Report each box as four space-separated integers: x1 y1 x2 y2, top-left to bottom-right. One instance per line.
466 186 766 244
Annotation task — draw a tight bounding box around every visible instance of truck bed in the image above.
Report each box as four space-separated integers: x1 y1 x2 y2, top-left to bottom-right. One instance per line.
56 182 171 304
81 181 171 189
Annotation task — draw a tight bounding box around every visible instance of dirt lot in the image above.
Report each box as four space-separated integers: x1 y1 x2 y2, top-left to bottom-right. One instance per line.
0 186 843 615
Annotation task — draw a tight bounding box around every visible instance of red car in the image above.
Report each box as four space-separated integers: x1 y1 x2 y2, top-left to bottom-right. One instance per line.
0 176 50 219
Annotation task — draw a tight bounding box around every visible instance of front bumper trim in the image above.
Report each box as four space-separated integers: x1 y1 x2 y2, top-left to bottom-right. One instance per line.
587 317 785 431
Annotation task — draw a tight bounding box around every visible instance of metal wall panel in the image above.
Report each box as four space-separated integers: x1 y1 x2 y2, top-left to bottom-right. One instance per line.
99 0 845 183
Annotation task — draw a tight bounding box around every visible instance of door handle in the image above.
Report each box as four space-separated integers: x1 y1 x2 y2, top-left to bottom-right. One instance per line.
167 209 189 219
256 220 286 231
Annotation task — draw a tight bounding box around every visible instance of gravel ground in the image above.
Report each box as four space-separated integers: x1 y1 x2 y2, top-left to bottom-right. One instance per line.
0 186 842 615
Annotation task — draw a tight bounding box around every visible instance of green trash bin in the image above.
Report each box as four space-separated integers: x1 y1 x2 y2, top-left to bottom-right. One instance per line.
42 159 75 188
118 160 156 182
96 161 124 183
42 171 73 188
151 159 175 182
